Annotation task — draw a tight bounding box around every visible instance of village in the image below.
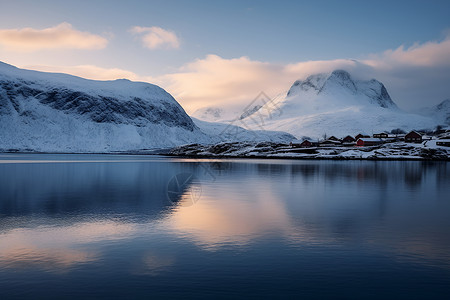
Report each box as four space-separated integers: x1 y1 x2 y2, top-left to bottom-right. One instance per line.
169 128 450 160
289 129 450 148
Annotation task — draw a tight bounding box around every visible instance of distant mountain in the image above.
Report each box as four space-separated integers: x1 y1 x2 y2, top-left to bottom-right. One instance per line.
192 106 225 122
192 104 265 123
431 99 450 125
0 62 292 152
239 70 437 138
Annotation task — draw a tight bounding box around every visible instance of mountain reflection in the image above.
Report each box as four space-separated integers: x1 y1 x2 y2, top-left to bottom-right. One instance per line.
0 155 449 272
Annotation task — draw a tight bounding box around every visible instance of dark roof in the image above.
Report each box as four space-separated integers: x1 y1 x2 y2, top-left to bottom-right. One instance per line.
405 130 422 137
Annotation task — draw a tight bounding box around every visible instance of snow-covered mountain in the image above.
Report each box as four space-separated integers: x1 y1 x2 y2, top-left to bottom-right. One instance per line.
419 99 450 126
0 61 212 152
238 70 437 138
0 62 292 152
192 104 265 123
434 99 450 125
192 107 226 122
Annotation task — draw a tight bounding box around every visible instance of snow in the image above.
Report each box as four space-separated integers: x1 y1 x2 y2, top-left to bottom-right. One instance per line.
191 117 294 144
0 62 214 152
171 140 449 160
415 99 450 126
0 61 296 152
233 70 438 139
357 138 383 142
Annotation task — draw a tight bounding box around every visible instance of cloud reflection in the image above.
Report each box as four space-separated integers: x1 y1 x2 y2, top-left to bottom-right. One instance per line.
166 183 302 249
0 220 136 272
163 160 450 269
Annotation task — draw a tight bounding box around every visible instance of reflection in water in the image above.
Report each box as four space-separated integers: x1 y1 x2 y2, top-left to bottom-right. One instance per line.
0 154 449 298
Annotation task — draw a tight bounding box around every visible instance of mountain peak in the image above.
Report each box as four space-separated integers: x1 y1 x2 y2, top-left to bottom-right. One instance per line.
323 69 357 94
329 69 352 81
436 99 450 110
286 69 396 109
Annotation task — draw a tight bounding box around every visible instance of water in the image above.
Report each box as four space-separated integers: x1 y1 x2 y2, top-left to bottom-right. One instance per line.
0 154 449 299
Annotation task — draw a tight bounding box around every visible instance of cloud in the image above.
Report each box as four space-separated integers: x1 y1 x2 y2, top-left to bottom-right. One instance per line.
17 34 450 113
0 22 108 52
159 35 450 113
24 64 148 81
159 55 362 112
364 35 450 69
130 26 180 49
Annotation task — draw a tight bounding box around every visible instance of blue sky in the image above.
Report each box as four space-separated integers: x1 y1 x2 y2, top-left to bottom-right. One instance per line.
0 0 449 111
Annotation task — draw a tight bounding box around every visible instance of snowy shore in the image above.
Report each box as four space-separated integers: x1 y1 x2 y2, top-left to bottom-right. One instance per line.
168 140 450 160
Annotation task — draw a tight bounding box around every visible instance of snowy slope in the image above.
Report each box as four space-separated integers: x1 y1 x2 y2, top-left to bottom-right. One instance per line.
192 104 264 123
192 117 295 144
433 99 450 125
416 99 450 126
0 61 215 152
192 107 227 122
240 70 437 138
0 62 292 152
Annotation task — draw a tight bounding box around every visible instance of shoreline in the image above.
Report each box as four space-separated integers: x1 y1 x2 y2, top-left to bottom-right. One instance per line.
1 150 449 161
163 153 450 161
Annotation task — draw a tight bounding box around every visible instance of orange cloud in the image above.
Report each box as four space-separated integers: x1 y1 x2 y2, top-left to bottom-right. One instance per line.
159 55 358 112
0 22 108 52
14 34 450 111
130 26 180 49
23 64 149 81
160 36 450 112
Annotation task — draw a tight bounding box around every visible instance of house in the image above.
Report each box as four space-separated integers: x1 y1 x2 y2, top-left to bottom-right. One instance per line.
319 139 342 147
342 135 356 146
436 139 450 147
300 140 313 147
355 133 370 140
290 139 302 148
405 131 422 143
356 138 383 147
373 132 388 138
342 135 355 143
327 136 341 142
290 139 315 148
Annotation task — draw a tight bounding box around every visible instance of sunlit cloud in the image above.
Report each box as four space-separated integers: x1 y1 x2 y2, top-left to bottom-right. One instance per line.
14 34 450 112
0 22 108 52
364 34 450 69
159 55 358 112
130 26 180 49
160 35 450 112
23 64 151 81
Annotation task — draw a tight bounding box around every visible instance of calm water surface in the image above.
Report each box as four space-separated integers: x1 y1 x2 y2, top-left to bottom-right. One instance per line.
0 154 449 299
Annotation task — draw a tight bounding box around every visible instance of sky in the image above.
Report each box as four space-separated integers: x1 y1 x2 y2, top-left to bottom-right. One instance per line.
0 0 449 113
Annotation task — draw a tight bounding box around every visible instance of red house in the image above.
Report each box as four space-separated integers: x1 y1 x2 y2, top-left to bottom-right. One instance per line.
405 131 422 143
300 140 312 147
356 138 383 147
